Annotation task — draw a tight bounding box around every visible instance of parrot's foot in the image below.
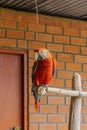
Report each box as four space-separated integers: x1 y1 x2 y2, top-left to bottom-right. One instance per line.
37 85 48 96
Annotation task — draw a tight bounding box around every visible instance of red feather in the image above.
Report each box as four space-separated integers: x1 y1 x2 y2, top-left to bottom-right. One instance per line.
33 48 56 111
35 101 38 112
34 58 54 85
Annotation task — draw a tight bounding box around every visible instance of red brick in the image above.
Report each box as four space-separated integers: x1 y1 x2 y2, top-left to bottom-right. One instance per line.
39 15 57 26
83 97 87 106
40 96 47 104
0 19 16 29
57 53 73 62
47 26 62 34
29 124 38 130
18 21 27 30
29 96 35 104
0 29 5 37
36 33 52 42
56 62 64 70
29 114 46 122
28 41 46 49
83 64 87 72
27 14 38 24
29 87 32 94
81 30 87 38
72 21 86 30
29 68 32 77
0 38 16 47
65 80 72 89
51 52 56 59
28 24 45 32
29 77 32 86
82 107 87 114
48 115 65 122
40 105 57 113
47 17 57 26
66 63 81 71
7 29 24 39
81 47 87 55
66 115 70 123
58 124 68 130
78 72 87 80
5 11 37 23
64 45 80 54
0 9 4 19
83 81 87 89
75 55 87 63
25 32 34 40
71 37 86 46
29 50 34 58
64 28 79 36
48 97 64 104
18 40 27 48
4 10 21 21
40 124 56 130
29 59 34 67
58 71 73 79
84 115 87 122
56 19 71 28
49 79 64 87
29 105 36 113
81 124 87 130
58 106 70 114
47 43 63 52
39 15 49 25
54 35 69 44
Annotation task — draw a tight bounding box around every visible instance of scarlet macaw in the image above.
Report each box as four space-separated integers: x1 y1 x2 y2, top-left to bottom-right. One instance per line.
32 48 56 111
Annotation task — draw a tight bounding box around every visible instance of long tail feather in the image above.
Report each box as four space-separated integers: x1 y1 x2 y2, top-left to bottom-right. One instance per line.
35 101 38 112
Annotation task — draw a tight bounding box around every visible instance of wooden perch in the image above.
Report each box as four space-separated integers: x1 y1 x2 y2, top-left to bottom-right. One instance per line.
48 73 86 97
48 87 87 97
69 73 82 130
38 73 87 97
37 73 86 130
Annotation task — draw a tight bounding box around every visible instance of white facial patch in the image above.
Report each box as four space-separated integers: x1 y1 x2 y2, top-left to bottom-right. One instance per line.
39 50 47 59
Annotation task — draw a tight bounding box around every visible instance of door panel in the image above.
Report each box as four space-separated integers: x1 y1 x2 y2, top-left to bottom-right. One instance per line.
0 54 23 130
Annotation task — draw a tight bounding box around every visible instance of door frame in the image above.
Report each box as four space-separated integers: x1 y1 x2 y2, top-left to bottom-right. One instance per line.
0 49 28 130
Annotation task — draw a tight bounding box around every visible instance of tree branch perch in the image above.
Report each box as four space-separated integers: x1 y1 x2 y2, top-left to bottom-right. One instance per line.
47 87 87 97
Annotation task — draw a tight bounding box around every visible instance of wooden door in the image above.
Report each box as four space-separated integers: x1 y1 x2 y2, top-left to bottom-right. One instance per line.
0 53 24 130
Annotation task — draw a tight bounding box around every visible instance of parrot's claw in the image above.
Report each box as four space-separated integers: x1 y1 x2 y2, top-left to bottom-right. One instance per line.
37 85 48 96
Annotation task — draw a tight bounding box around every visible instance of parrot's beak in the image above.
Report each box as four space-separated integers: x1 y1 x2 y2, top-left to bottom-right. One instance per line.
34 52 39 61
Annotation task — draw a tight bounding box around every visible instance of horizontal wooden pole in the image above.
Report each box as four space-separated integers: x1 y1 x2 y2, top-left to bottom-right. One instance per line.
48 87 87 97
37 73 87 97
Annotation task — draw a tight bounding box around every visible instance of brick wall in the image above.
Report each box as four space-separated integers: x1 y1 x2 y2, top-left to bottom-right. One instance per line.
0 7 87 130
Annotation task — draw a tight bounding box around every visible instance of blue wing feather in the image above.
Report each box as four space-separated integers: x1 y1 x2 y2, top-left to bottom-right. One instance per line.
52 57 56 76
32 61 37 85
52 67 56 76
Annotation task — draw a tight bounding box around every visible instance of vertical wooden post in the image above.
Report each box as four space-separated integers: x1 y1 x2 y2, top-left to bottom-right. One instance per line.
69 73 82 130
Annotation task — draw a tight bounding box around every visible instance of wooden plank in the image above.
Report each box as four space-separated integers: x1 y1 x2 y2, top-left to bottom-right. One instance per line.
69 73 82 130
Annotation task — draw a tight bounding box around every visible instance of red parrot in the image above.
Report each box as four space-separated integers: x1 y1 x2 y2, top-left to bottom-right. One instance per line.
32 48 56 111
